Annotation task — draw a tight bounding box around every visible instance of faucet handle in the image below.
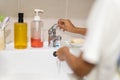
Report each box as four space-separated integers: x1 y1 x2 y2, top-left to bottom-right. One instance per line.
48 24 58 35
52 24 58 30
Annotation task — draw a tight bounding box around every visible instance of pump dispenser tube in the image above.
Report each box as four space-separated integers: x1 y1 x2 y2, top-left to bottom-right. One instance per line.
31 9 44 48
14 13 27 49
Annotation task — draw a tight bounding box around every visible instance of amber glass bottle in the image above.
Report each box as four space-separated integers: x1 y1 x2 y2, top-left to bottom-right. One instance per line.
14 13 27 49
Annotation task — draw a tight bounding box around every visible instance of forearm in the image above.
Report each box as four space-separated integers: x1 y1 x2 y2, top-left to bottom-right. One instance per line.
65 52 94 78
72 27 87 35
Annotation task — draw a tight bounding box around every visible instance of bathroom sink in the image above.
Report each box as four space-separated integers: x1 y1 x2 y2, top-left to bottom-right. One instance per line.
0 43 73 80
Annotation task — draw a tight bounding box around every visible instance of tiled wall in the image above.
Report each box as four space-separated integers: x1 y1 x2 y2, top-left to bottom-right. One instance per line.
0 0 95 43
0 0 94 19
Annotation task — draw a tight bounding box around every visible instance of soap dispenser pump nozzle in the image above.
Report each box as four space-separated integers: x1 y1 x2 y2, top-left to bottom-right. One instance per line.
34 9 44 21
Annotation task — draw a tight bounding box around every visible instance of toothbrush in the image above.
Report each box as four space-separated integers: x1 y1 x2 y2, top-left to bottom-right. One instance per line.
1 17 10 30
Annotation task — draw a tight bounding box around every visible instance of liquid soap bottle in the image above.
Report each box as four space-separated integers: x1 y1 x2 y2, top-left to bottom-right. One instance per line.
14 13 27 49
31 9 44 48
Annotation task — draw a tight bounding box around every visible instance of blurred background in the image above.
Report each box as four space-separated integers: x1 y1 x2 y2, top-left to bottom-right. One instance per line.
0 0 95 43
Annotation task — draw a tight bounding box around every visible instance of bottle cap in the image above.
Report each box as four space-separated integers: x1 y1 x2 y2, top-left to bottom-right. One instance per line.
34 9 44 21
18 13 24 23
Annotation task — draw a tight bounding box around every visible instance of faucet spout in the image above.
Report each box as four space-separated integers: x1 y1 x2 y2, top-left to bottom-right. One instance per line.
48 24 61 47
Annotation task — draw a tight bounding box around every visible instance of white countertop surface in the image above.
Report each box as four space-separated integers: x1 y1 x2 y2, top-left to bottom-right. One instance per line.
0 42 79 80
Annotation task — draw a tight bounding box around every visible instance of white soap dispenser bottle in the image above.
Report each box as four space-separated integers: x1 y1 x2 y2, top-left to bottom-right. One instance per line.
31 9 44 48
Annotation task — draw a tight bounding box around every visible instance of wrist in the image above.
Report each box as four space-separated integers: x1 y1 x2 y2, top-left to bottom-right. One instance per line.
64 49 71 60
72 26 77 32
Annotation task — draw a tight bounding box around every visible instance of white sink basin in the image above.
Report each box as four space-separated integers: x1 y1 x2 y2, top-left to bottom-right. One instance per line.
0 43 73 80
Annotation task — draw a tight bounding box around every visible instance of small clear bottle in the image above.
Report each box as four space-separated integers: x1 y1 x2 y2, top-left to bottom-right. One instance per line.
31 9 44 48
0 28 5 50
14 13 27 49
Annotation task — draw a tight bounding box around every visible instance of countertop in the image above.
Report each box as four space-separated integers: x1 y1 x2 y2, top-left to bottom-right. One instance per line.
0 42 78 80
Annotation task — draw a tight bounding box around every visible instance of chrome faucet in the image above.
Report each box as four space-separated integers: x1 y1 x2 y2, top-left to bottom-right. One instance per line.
48 24 61 47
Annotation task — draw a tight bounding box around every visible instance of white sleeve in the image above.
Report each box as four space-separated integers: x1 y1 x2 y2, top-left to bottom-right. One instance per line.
82 0 113 64
82 24 103 64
